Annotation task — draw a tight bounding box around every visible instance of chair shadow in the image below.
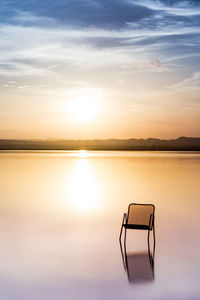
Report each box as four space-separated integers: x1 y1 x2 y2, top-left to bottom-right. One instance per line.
119 241 155 284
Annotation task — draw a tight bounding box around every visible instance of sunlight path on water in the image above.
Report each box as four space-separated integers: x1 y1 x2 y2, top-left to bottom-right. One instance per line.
67 157 101 213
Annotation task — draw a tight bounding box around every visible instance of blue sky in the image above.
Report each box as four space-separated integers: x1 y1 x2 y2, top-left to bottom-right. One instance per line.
0 0 200 138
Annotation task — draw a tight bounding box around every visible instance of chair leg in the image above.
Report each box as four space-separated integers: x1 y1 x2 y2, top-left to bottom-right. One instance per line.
119 213 127 242
124 228 127 252
119 236 126 270
147 225 156 259
147 228 150 253
119 223 123 242
153 224 156 258
119 224 127 271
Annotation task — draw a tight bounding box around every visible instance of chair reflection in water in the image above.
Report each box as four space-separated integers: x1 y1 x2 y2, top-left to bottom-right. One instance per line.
119 203 155 283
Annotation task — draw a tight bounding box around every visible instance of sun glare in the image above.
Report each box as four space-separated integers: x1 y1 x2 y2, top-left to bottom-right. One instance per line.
78 150 88 158
68 158 101 213
67 89 102 123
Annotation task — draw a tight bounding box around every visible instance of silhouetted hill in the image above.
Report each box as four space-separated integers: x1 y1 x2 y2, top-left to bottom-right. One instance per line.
0 137 200 150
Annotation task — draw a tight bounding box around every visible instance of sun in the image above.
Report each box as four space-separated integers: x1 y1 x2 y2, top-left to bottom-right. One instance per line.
67 91 102 122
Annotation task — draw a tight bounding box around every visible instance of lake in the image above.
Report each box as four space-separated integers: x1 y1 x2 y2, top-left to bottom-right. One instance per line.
0 151 200 300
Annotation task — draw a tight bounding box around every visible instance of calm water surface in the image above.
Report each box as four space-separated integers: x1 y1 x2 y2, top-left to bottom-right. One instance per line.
0 151 200 300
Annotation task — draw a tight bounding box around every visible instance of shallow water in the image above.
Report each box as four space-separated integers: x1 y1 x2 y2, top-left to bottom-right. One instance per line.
0 151 200 300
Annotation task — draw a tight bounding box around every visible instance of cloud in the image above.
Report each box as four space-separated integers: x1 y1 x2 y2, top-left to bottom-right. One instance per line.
0 0 155 29
0 1 199 93
2 0 199 30
0 21 196 83
170 72 200 92
12 10 58 27
129 0 200 16
138 60 171 70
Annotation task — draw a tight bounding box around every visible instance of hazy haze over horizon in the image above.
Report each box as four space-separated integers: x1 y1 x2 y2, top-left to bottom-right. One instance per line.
0 0 200 139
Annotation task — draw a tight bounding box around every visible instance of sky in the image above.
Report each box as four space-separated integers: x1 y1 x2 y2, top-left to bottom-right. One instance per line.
0 0 200 139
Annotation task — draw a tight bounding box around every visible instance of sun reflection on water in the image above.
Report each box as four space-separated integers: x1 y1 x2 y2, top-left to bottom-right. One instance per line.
68 157 101 213
78 150 88 158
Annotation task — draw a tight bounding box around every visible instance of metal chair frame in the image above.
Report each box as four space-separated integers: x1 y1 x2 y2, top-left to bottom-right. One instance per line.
119 203 156 256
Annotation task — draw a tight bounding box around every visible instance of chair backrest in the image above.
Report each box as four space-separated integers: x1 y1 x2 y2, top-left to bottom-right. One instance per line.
127 203 155 228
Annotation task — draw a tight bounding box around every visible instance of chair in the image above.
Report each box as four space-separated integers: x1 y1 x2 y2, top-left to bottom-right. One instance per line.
119 203 155 253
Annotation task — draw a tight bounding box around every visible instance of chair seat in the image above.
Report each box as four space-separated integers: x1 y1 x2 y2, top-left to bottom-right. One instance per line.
123 224 151 230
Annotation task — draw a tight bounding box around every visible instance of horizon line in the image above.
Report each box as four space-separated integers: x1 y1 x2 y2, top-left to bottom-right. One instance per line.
1 136 200 141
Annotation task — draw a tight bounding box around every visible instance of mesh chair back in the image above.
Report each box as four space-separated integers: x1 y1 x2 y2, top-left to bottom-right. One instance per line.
127 204 155 228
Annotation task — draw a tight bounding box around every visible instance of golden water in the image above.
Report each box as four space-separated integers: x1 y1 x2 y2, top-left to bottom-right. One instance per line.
0 151 200 299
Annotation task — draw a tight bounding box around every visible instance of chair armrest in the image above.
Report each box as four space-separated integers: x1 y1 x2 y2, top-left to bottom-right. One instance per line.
148 214 153 229
123 213 128 225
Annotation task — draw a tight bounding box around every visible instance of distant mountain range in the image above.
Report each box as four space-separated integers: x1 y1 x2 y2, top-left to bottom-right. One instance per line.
0 137 200 150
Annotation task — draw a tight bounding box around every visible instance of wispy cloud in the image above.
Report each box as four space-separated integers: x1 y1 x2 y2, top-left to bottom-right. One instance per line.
0 7 199 78
0 0 155 28
170 72 200 92
138 60 171 70
130 0 200 16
